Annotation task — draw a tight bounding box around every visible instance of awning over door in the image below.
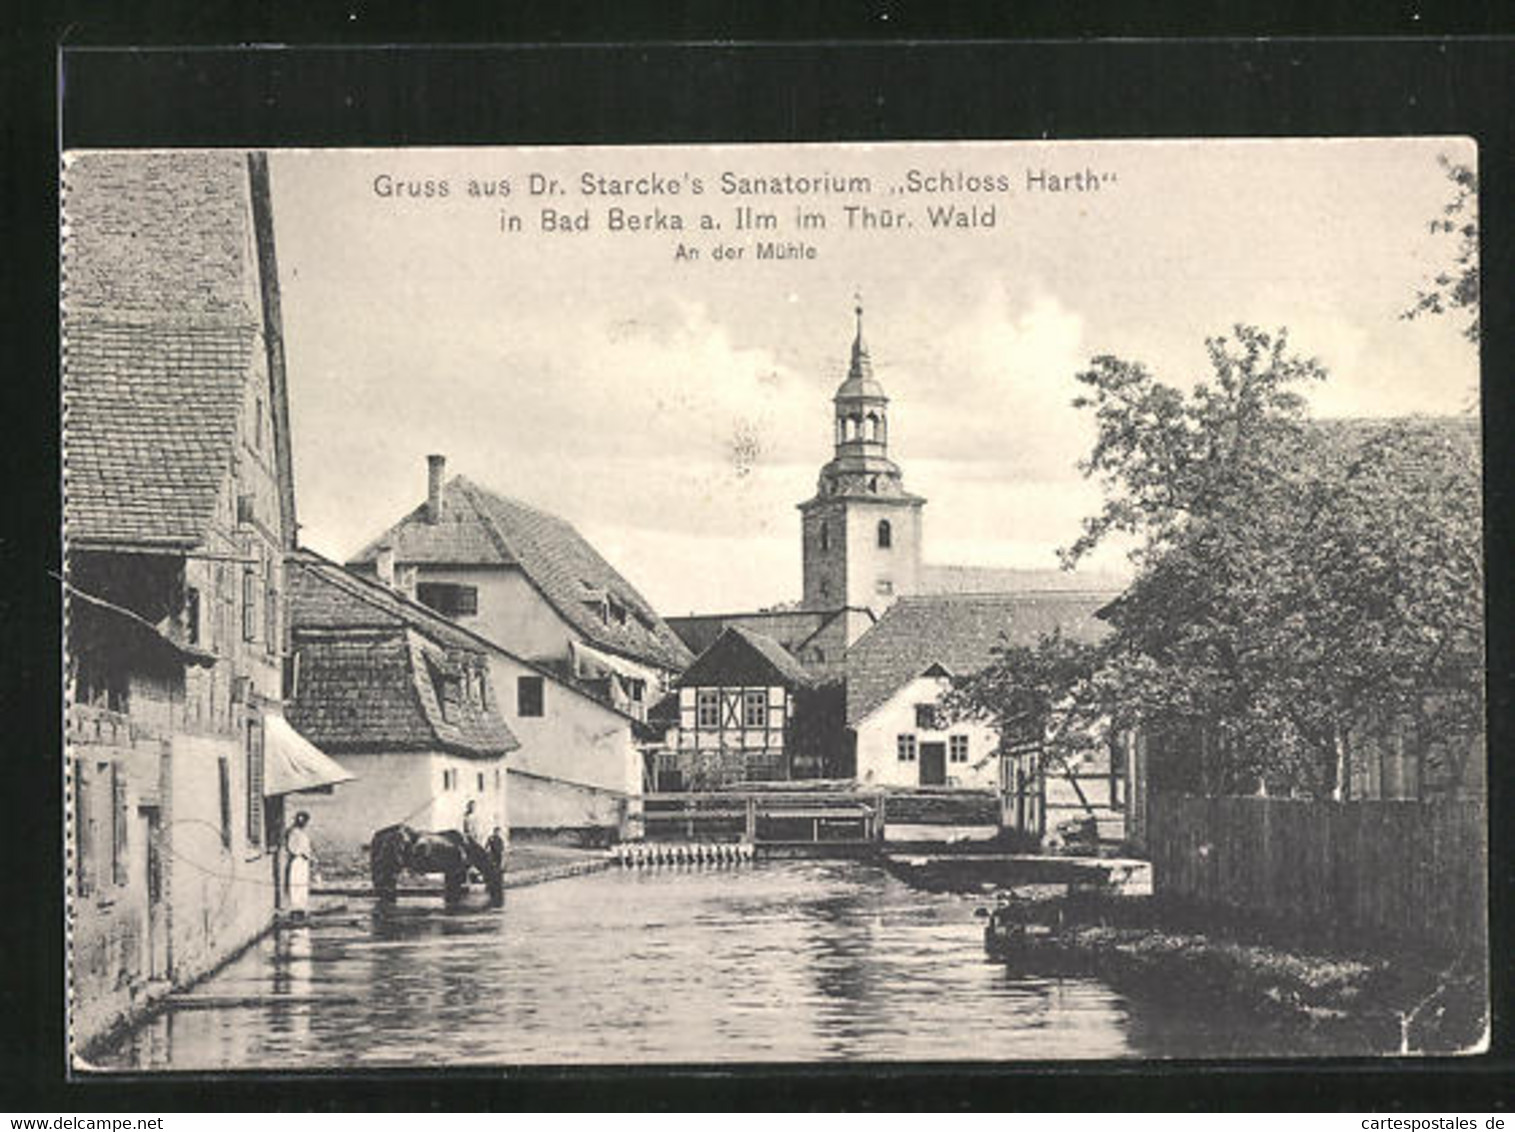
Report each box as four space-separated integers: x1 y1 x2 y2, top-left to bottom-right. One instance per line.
264 713 355 796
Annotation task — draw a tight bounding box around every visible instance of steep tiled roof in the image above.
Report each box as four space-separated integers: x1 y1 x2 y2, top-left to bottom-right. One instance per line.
287 629 517 758
65 323 252 545
287 560 519 759
845 592 1117 726
287 633 436 751
667 608 836 657
349 475 693 673
64 151 259 322
920 564 1132 595
289 550 638 724
288 553 481 648
678 625 815 691
731 626 815 687
63 151 266 548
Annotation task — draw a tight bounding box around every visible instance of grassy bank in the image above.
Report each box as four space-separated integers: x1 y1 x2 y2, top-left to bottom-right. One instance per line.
992 893 1487 1055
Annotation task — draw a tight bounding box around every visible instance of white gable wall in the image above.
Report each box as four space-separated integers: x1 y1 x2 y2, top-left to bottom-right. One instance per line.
854 673 999 789
412 564 671 712
297 749 507 870
409 566 571 660
482 650 640 828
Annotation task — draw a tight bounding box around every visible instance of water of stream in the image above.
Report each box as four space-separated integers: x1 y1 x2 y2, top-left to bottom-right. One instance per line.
93 859 1333 1068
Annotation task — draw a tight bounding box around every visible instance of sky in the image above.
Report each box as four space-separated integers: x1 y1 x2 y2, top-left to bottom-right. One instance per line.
266 138 1478 615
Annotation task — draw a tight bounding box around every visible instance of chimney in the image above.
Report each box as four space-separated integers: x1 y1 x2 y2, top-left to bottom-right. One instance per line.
376 545 396 589
426 454 446 523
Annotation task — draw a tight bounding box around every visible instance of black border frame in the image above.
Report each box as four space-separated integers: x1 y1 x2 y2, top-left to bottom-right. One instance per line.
8 27 1513 1111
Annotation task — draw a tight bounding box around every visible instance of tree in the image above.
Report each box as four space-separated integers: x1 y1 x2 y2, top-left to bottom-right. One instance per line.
1403 155 1479 343
959 325 1484 800
944 628 1110 774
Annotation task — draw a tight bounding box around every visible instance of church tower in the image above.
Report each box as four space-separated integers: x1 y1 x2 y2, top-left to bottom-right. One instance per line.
799 300 926 621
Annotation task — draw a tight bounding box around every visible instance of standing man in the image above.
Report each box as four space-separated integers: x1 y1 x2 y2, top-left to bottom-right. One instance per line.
485 825 506 874
285 811 314 922
461 799 482 848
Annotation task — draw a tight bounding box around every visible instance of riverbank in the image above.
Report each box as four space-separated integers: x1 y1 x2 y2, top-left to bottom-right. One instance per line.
985 893 1487 1055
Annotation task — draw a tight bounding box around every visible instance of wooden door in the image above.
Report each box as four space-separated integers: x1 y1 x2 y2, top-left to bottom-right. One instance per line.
919 742 947 786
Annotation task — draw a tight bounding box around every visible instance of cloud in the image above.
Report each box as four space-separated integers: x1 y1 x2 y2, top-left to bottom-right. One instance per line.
882 282 1093 480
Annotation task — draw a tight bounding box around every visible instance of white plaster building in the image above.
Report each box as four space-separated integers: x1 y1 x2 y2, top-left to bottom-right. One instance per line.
347 459 693 719
288 552 642 848
846 592 1117 832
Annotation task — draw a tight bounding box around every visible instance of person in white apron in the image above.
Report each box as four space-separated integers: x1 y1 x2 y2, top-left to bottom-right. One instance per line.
285 811 314 920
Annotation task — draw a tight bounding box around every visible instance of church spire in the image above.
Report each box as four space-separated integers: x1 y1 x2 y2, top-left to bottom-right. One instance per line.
849 292 872 382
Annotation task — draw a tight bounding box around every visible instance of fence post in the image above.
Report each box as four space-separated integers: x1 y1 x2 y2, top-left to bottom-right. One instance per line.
744 796 757 843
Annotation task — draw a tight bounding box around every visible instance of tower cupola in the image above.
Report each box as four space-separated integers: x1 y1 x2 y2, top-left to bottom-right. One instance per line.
798 298 926 619
833 300 890 457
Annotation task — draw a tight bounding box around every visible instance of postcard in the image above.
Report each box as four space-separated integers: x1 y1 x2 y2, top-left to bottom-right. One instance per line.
63 138 1485 1070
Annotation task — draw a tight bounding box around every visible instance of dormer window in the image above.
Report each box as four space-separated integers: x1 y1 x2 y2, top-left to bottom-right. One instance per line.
609 599 627 626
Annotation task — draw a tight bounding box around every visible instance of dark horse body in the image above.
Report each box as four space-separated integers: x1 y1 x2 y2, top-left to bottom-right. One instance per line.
370 824 504 906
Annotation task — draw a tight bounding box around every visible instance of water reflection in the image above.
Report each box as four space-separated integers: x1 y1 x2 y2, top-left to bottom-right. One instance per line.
93 860 1310 1069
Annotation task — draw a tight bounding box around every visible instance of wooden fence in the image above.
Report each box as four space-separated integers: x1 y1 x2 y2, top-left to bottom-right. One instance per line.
1147 793 1486 949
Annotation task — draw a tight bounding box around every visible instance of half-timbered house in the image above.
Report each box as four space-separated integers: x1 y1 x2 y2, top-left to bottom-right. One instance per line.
652 626 846 788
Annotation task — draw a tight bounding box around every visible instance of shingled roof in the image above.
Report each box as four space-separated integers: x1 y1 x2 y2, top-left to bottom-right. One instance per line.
349 475 693 673
65 322 252 546
677 625 816 691
289 549 639 724
63 151 273 548
287 629 518 759
287 558 519 759
845 591 1117 726
666 606 868 658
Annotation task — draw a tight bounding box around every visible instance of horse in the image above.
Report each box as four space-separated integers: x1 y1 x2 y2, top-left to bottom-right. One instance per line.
369 824 504 907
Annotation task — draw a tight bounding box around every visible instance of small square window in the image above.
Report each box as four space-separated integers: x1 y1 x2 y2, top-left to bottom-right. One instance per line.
896 734 917 762
950 735 970 763
915 704 941 731
876 579 894 596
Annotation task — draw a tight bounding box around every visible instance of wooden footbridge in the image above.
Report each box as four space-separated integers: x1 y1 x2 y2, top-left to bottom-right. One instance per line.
640 789 886 851
637 787 1003 855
